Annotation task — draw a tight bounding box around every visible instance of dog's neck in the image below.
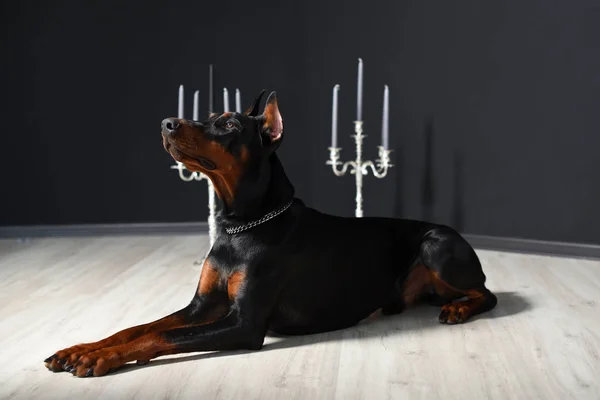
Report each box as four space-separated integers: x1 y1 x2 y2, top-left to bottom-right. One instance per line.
213 153 295 226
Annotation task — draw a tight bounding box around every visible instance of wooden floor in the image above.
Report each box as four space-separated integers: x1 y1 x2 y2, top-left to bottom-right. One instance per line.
1 235 599 400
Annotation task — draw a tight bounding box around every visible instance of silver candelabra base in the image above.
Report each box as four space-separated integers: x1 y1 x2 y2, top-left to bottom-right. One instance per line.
326 121 393 218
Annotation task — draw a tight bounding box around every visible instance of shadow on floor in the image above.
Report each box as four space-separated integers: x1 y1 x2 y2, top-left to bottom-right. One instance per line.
113 291 531 375
483 291 531 319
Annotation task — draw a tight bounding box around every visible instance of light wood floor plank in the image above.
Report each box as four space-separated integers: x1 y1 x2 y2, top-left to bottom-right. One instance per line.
0 235 599 400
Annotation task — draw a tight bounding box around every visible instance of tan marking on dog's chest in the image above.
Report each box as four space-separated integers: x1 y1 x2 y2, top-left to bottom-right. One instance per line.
198 262 222 295
228 271 247 300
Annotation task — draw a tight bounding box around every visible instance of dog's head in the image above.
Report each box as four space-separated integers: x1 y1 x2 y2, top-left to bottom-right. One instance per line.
161 90 283 206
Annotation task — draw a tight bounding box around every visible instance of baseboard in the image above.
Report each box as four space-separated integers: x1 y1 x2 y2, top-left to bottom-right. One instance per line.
1 223 599 260
463 233 600 260
0 222 209 238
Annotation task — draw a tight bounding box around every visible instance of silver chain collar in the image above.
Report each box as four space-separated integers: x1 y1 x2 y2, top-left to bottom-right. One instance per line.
225 199 294 235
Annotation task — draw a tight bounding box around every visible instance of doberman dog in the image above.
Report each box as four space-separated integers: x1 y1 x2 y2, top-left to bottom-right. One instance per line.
44 91 497 377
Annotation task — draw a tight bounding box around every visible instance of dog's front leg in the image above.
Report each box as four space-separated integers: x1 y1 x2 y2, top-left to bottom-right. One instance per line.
44 259 228 373
66 307 265 377
43 301 218 372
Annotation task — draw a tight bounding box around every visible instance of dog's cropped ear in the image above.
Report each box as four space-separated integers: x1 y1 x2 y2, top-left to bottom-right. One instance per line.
243 89 266 117
260 91 283 150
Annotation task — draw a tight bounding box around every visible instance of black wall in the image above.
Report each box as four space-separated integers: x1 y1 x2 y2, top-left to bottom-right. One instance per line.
2 0 600 245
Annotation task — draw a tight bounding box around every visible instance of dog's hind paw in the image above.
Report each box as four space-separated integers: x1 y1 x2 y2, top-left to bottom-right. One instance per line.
438 303 468 324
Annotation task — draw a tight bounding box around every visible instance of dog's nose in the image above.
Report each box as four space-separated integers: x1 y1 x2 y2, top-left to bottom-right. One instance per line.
162 118 180 134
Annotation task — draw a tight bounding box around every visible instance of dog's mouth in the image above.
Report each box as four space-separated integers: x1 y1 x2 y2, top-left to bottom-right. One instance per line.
163 138 216 171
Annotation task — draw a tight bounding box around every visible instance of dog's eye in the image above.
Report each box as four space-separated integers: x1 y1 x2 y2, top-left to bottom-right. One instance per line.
225 121 235 130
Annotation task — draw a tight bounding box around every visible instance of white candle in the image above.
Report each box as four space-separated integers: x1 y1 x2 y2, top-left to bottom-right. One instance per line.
332 84 340 148
178 85 184 119
357 58 363 121
223 88 230 112
208 64 214 114
382 85 389 149
193 90 199 121
235 89 241 113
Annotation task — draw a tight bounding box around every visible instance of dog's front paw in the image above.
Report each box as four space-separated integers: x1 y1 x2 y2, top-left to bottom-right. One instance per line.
67 349 124 377
44 343 103 373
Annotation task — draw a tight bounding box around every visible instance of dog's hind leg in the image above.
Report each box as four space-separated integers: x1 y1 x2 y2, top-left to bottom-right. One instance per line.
419 226 498 324
382 260 453 315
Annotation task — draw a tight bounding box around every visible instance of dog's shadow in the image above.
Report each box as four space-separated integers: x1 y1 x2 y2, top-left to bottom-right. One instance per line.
112 291 530 375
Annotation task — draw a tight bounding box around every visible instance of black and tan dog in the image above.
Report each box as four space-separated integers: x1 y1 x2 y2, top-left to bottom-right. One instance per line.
44 91 497 377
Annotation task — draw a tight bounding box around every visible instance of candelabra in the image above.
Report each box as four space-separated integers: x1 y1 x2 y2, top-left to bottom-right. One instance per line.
327 58 393 217
327 121 393 217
